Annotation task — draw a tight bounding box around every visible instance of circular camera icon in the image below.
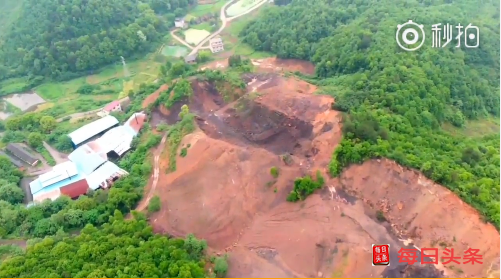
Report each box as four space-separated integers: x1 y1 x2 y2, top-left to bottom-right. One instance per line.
396 20 425 51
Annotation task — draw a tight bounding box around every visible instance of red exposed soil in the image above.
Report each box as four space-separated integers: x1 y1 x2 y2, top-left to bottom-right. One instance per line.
142 71 499 278
251 57 316 75
142 84 169 109
201 57 316 76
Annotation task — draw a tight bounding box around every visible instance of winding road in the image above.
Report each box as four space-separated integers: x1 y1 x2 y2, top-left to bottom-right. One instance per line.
135 132 168 212
171 0 269 55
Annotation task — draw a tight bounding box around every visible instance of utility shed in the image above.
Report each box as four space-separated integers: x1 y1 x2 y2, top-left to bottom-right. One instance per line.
68 115 119 147
6 143 39 166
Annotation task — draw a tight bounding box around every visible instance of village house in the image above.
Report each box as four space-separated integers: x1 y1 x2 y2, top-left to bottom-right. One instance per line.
97 100 122 117
185 52 198 64
209 37 224 53
174 18 186 28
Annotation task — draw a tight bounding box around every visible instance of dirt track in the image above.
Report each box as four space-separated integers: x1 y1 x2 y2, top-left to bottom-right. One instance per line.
140 59 499 278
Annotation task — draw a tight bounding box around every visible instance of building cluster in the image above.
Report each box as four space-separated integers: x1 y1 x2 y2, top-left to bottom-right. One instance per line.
28 112 147 204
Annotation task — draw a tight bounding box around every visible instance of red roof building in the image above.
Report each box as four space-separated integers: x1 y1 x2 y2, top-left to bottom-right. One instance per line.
104 101 122 112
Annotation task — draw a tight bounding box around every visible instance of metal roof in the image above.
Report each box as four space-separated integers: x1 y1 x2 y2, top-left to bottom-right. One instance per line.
6 143 39 165
90 112 147 157
68 144 107 175
38 161 79 188
86 161 128 190
68 115 119 146
30 163 86 196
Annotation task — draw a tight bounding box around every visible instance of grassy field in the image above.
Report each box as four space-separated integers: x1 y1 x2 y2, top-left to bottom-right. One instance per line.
0 77 31 96
226 0 261 17
31 52 167 118
219 5 273 59
189 0 226 17
161 46 189 57
190 22 216 32
443 117 500 138
184 29 211 45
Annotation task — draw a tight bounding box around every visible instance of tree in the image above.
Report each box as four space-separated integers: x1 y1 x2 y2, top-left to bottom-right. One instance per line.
27 132 44 148
179 104 189 119
147 196 161 213
39 116 57 133
0 181 25 204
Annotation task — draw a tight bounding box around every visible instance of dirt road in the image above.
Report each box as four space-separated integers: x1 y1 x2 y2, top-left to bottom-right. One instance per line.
170 0 269 55
170 29 195 50
42 141 67 165
135 133 168 212
55 96 129 123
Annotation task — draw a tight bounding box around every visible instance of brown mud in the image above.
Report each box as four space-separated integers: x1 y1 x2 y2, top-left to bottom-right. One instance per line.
140 58 499 278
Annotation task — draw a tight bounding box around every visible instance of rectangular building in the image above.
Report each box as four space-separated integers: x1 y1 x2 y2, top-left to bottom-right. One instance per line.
209 37 224 53
6 143 39 166
68 115 119 148
175 18 186 28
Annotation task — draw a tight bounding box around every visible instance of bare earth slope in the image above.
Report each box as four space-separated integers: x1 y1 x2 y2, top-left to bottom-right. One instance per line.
145 60 499 278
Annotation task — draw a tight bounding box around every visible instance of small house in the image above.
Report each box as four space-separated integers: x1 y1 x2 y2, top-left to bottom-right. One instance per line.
97 101 122 117
184 52 198 64
209 37 224 53
175 18 186 28
6 143 39 166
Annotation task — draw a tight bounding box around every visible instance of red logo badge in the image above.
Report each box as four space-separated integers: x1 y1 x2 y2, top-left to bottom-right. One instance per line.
373 244 390 266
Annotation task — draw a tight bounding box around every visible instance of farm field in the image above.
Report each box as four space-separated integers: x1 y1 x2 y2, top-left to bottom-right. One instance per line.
184 29 211 45
161 46 189 57
188 0 226 17
226 0 261 17
190 22 216 32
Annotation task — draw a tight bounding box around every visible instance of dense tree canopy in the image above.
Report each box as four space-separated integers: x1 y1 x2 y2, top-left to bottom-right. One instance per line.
0 211 208 278
0 0 195 81
241 0 500 226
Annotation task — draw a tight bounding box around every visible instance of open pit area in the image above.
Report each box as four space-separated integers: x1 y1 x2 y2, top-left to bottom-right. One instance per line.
142 60 500 278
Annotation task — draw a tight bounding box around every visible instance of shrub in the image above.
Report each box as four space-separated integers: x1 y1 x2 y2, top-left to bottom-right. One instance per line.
286 171 325 202
147 196 161 213
214 255 229 278
270 166 279 178
180 147 188 157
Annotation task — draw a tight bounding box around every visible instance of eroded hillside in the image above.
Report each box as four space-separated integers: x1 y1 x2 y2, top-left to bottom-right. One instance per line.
144 62 499 278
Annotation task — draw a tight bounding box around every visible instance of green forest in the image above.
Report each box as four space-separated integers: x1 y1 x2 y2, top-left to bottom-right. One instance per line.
0 210 208 278
240 0 500 226
0 0 195 82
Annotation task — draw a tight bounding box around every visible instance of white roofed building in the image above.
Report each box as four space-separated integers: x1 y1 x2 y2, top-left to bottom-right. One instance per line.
68 115 119 148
